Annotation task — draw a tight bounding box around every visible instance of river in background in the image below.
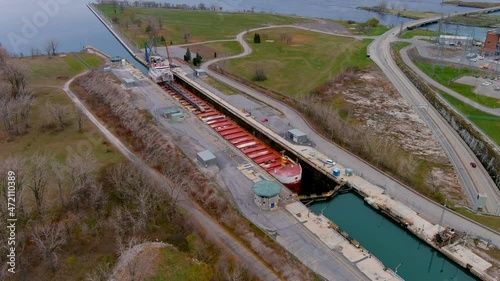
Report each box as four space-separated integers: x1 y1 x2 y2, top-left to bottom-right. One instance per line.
310 193 479 281
2 0 500 56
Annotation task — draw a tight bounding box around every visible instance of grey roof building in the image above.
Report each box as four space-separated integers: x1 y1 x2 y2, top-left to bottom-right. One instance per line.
197 150 216 167
252 181 282 210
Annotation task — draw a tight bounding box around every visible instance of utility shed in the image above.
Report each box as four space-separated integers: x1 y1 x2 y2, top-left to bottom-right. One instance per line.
252 181 281 210
194 69 207 77
197 150 216 167
288 129 308 144
123 78 135 87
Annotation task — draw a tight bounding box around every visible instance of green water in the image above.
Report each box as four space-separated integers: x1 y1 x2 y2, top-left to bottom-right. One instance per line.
310 193 479 281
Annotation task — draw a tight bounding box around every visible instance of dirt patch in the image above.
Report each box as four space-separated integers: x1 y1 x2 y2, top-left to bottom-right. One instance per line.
427 167 467 205
110 242 167 281
319 65 463 203
290 34 309 43
426 46 465 58
326 65 448 162
294 19 350 35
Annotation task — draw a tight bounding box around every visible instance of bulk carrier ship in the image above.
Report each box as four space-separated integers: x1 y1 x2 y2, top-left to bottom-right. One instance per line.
149 44 302 193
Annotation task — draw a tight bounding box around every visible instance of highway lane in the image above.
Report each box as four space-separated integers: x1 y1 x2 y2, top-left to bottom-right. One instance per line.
368 18 500 213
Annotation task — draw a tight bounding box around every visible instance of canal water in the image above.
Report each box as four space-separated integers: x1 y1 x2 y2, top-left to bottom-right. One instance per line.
310 193 479 281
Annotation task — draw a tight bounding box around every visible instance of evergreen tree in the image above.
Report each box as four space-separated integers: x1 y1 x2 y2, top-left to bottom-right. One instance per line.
184 48 191 62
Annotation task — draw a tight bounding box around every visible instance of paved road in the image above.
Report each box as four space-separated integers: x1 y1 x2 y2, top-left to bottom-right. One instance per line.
369 23 500 215
402 38 500 117
61 73 282 281
197 26 500 246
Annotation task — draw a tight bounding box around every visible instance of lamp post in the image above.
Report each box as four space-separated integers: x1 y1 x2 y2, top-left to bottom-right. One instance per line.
395 262 403 274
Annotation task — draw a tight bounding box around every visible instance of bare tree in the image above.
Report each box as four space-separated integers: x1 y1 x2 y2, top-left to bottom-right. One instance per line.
45 43 52 58
48 39 58 56
31 222 67 270
44 101 71 130
252 65 267 81
86 263 112 281
377 1 388 12
390 1 398 10
75 107 83 133
0 46 9 66
27 153 53 216
51 162 68 210
1 60 28 99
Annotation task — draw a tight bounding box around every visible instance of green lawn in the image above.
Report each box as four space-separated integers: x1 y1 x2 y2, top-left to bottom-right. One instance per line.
452 207 500 232
184 41 243 60
96 4 309 46
415 62 500 109
400 29 438 39
222 28 373 98
439 91 500 145
150 246 213 281
391 42 411 51
28 54 104 86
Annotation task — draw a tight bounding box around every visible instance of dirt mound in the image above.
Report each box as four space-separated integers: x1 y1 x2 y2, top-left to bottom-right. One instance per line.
110 242 168 281
319 65 463 203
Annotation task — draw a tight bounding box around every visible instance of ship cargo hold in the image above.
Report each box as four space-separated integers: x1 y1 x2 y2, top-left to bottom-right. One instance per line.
160 82 302 193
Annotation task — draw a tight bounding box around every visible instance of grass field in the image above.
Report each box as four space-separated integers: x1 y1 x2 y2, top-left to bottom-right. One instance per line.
439 91 500 145
415 62 500 109
391 42 411 51
400 29 438 39
0 54 123 165
184 40 243 60
96 4 309 46
150 246 213 281
222 28 372 98
28 54 104 86
451 207 500 232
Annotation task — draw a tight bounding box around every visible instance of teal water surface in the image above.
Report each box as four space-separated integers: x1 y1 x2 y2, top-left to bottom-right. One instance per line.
310 193 478 281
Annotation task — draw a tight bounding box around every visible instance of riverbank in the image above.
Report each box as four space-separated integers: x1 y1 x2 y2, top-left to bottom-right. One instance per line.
358 7 439 20
444 1 500 9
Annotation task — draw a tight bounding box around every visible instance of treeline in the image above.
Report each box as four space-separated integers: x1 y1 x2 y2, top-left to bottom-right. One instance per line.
75 70 318 280
0 47 34 140
97 0 224 11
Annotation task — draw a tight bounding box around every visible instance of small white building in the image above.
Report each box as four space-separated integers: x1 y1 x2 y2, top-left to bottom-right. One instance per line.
252 181 281 210
194 69 207 77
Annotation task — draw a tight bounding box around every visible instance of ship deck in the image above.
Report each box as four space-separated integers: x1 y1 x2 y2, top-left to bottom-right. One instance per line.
161 83 283 174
